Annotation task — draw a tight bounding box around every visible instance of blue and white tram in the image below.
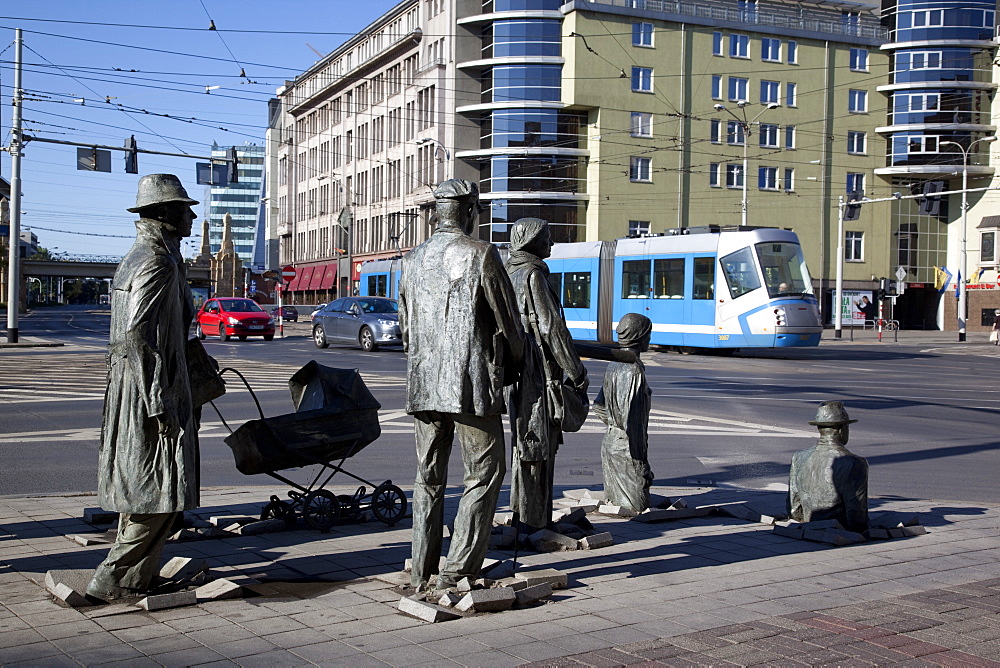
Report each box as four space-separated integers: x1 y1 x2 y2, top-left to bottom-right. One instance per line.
546 227 822 350
357 257 403 299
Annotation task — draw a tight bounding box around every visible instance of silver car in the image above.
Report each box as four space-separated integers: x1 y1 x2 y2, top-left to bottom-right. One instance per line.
312 297 402 352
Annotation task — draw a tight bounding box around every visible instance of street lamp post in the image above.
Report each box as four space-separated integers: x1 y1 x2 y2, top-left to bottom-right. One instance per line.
414 137 451 182
940 135 996 342
713 101 779 226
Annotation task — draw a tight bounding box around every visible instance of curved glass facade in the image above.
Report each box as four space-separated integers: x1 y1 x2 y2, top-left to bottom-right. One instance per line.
880 0 996 171
469 0 586 243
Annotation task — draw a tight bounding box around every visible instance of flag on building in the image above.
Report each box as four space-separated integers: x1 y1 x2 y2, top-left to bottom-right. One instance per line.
933 266 952 292
955 270 961 298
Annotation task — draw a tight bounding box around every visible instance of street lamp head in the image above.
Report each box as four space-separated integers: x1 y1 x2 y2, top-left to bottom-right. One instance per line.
736 100 749 108
765 102 780 110
982 135 998 143
713 103 725 111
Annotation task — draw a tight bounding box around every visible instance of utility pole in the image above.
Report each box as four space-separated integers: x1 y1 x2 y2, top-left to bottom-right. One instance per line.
834 195 845 338
5 29 23 343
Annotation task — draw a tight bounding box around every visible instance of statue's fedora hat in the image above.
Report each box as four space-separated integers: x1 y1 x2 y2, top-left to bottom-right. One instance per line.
128 174 199 213
808 401 858 426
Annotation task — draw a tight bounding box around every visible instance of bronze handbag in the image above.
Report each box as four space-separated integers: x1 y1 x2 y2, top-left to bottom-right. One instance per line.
186 337 226 408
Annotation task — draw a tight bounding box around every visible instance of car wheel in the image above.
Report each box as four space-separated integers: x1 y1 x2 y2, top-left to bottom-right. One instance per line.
195 323 206 340
313 324 329 349
359 326 378 352
219 325 230 342
264 333 274 341
238 335 247 341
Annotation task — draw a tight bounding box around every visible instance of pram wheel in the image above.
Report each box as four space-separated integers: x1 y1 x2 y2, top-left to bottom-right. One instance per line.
261 498 296 528
303 490 341 531
371 483 407 526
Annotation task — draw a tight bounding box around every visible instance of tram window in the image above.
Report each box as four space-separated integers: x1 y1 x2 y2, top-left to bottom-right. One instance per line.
720 247 761 299
368 274 387 296
693 257 715 299
654 258 684 298
547 272 563 301
563 272 591 308
755 241 812 296
622 260 651 298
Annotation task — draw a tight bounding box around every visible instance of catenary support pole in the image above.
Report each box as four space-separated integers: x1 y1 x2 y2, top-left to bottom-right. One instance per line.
5 29 24 343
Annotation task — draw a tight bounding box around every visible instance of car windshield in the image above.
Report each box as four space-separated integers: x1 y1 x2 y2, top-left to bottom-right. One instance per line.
357 298 398 314
219 299 264 313
755 241 813 297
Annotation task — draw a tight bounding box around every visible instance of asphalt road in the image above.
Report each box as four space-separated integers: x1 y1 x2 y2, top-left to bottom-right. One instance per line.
2 305 999 508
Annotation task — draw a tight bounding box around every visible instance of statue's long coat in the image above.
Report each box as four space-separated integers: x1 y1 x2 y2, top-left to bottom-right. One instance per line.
594 360 654 512
98 219 199 514
398 226 524 416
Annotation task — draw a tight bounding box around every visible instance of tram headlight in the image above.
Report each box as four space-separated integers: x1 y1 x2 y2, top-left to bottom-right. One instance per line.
773 308 786 326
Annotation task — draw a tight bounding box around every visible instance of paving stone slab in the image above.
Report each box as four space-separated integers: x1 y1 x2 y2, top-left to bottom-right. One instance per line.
630 507 712 523
195 579 244 602
528 529 579 552
514 568 567 590
82 508 118 525
579 532 614 550
136 590 197 611
397 596 462 623
515 583 553 607
456 587 516 613
238 519 287 535
159 557 209 582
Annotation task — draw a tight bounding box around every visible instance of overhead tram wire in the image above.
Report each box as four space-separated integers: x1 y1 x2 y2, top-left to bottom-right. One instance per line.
197 0 256 85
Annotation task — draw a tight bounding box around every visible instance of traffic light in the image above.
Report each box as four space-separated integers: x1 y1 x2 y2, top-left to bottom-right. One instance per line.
226 147 239 184
918 180 945 216
879 277 896 297
844 191 863 221
124 135 138 174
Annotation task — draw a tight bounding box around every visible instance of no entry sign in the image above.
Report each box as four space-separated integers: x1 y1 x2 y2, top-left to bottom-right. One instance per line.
281 265 296 282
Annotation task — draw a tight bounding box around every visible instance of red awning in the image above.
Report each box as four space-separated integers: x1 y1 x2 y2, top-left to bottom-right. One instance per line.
285 267 303 292
307 264 326 291
295 266 315 292
318 264 337 290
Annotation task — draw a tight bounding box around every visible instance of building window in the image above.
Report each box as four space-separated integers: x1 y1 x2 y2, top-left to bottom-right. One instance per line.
709 163 720 187
630 156 652 182
760 80 779 104
845 231 864 261
786 82 797 107
783 167 794 191
850 48 869 72
710 119 722 143
728 77 748 102
981 230 996 263
787 40 798 64
901 51 942 70
759 123 778 148
848 89 867 113
758 166 778 190
847 131 866 154
711 75 722 100
632 22 653 47
907 135 938 154
784 125 796 149
631 112 653 137
726 163 743 188
727 121 745 145
847 172 865 194
712 32 723 56
629 220 650 236
761 38 781 62
631 67 653 93
729 34 749 59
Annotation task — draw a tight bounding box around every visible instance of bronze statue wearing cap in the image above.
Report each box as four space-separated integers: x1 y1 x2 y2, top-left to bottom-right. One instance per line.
787 401 869 532
398 179 526 590
87 174 205 600
594 313 655 512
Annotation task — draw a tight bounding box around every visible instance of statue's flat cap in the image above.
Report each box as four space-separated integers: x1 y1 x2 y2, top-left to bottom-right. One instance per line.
433 179 478 201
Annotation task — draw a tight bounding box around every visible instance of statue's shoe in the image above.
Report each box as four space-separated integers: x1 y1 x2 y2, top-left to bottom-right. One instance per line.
85 579 144 602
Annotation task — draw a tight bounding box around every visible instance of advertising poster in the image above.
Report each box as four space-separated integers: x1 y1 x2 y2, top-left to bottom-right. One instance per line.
839 290 872 326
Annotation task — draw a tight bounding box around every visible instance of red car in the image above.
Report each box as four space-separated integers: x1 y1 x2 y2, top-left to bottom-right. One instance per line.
195 298 275 341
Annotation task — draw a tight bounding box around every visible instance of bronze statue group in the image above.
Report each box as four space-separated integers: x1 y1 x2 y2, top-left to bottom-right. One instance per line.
88 175 868 600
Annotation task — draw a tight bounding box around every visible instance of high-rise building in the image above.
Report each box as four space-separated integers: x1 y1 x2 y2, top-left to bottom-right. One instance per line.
876 0 998 329
207 144 266 268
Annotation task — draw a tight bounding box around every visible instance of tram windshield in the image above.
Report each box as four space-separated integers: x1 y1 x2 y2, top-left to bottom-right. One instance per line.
755 241 813 297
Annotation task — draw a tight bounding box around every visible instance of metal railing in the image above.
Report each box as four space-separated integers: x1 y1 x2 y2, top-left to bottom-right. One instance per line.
583 0 889 40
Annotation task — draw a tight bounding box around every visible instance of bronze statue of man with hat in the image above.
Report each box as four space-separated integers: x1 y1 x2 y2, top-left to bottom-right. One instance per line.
87 174 204 600
398 179 525 590
787 401 869 532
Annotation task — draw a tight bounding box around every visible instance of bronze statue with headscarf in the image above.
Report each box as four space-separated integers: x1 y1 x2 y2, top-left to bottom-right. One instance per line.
593 313 655 512
505 217 588 532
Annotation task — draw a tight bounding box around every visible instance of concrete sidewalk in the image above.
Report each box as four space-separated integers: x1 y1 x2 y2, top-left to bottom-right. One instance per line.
1 484 998 667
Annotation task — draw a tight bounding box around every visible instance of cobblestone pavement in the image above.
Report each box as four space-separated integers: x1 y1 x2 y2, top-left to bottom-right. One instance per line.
1 484 998 667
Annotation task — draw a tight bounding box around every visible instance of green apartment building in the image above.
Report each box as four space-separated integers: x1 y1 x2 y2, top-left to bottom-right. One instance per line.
559 0 890 321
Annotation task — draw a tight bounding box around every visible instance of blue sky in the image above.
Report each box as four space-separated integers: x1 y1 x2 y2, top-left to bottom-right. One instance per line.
1 1 397 258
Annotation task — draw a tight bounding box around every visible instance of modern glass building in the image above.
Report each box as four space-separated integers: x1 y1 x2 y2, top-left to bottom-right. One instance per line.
207 144 265 267
457 0 589 244
874 0 997 327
